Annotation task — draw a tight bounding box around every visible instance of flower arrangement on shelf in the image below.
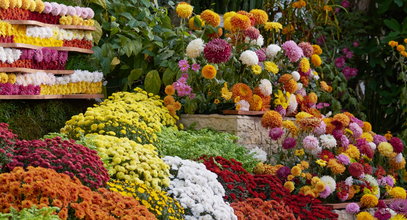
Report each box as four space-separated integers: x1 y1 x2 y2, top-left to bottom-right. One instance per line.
0 166 156 220
108 180 185 220
61 88 178 143
259 109 407 208
162 156 237 220
83 134 170 191
0 21 93 49
167 2 331 114
0 47 69 70
0 0 95 26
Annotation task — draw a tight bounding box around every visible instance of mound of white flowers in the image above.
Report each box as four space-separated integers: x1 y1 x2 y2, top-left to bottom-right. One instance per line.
163 156 237 220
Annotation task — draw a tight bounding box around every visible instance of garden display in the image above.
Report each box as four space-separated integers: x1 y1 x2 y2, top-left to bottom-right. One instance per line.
0 0 405 220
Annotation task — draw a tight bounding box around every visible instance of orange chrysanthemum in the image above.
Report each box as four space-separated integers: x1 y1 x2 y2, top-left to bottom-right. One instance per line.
200 9 220 27
230 14 251 31
232 83 253 101
312 45 323 55
165 85 175 96
300 76 309 87
249 94 263 111
327 159 346 175
202 64 217 79
249 9 268 25
306 92 318 104
279 74 298 93
332 113 350 128
261 110 283 128
164 95 175 106
207 27 223 39
237 10 256 26
320 81 332 92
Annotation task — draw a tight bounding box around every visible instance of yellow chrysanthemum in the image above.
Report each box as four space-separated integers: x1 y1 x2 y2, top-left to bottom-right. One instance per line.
230 14 251 31
316 159 327 167
295 149 305 156
327 159 346 175
264 22 282 32
200 10 220 27
264 61 279 74
312 45 323 55
314 181 325 193
291 166 302 177
223 11 237 20
362 121 372 132
249 9 268 25
378 142 394 157
221 83 232 100
201 64 217 79
7 73 16 84
391 214 407 220
282 120 298 136
295 112 313 120
249 94 263 111
299 57 310 73
360 194 378 208
356 211 375 220
345 144 360 159
284 181 295 193
389 187 407 199
251 64 262 75
176 2 193 18
311 54 322 67
360 132 373 142
188 15 205 30
0 72 8 84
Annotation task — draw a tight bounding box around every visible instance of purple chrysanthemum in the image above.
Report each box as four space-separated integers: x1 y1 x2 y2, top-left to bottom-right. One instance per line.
203 38 232 63
313 121 326 135
269 127 284 140
298 42 314 57
303 135 319 150
374 208 392 220
340 135 349 148
255 49 267 62
345 203 360 214
389 199 407 215
178 60 190 72
281 40 304 62
277 166 291 179
275 105 286 117
374 134 387 145
349 122 363 138
335 57 346 68
282 137 296 149
191 63 201 72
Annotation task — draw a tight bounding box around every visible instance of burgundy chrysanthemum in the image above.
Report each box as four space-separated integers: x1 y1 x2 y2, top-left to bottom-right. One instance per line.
203 38 232 63
298 42 314 57
389 137 404 153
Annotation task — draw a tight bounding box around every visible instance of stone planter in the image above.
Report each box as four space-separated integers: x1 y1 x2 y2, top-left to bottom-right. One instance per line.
179 114 278 152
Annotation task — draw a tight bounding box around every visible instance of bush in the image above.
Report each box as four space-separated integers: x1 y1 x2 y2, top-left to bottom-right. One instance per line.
0 207 60 220
156 127 260 171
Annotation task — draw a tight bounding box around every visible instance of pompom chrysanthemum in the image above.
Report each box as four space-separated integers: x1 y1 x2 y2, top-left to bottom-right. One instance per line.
203 38 232 63
230 14 251 31
200 9 220 26
232 83 253 100
282 40 304 62
176 2 193 18
320 134 337 149
261 110 283 128
266 44 281 57
298 42 314 57
186 38 204 58
244 27 260 40
259 79 272 96
249 9 268 25
239 50 259 66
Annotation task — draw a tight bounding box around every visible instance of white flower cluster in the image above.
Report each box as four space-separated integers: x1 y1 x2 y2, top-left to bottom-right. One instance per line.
186 38 205 59
15 70 103 86
319 134 337 149
249 147 267 162
239 50 258 66
163 156 237 220
259 79 272 96
266 44 281 58
0 47 22 64
43 2 95 19
26 27 93 41
244 35 264 47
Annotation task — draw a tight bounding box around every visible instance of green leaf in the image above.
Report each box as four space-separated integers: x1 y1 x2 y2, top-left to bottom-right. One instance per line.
383 18 401 32
92 20 103 45
162 68 176 85
89 0 107 9
394 0 404 7
128 68 143 87
144 70 161 94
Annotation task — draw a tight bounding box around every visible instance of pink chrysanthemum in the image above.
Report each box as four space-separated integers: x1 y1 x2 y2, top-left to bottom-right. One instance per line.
298 42 314 57
303 135 319 150
282 40 304 62
255 49 267 62
203 39 232 63
244 27 260 40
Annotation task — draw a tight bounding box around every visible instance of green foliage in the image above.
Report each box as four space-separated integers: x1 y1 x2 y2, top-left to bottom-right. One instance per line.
86 0 185 94
156 127 260 171
0 100 94 140
187 0 264 14
0 207 59 220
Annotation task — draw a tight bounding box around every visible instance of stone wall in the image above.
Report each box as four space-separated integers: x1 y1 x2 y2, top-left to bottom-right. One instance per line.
179 114 280 154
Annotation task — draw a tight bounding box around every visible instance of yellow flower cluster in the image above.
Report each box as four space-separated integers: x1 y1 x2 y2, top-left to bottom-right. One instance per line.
40 82 102 95
108 180 185 220
378 142 394 157
0 0 45 12
264 61 279 74
0 72 16 84
297 176 326 198
388 187 407 199
61 88 178 143
264 22 282 32
0 22 63 47
389 40 407 57
59 16 95 26
253 163 284 175
87 135 170 190
360 194 378 208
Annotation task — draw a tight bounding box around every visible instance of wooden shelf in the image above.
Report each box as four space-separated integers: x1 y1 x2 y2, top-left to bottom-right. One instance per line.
0 67 73 74
4 20 96 31
0 94 104 100
0 43 94 54
223 110 266 116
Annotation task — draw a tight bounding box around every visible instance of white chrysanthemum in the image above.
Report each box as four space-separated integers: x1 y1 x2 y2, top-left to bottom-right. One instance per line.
320 134 337 149
266 44 281 57
239 50 258 66
287 94 298 115
249 147 267 162
291 71 300 81
310 146 322 156
259 79 272 96
236 100 250 111
396 153 403 163
256 35 264 47
345 176 353 186
186 38 204 59
368 142 376 151
296 82 303 91
320 176 336 192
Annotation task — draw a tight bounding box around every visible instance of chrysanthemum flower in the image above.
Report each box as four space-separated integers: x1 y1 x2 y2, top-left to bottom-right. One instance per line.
188 15 205 30
251 64 262 75
230 14 251 31
200 9 220 27
360 194 378 208
312 45 323 55
203 38 231 63
165 85 175 96
244 27 260 40
298 42 314 57
249 94 263 111
264 22 282 32
279 74 297 93
232 83 252 101
176 2 193 18
282 40 304 62
311 54 322 67
249 9 268 25
237 10 255 26
299 57 310 73
261 110 283 128
201 64 217 79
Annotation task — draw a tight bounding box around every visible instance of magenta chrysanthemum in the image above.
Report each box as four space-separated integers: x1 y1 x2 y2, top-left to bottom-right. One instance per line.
298 42 314 57
255 49 267 62
203 38 232 63
244 27 260 40
282 40 304 62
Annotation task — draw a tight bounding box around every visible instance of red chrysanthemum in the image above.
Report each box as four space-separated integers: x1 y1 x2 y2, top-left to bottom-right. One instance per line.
349 162 364 177
203 38 232 63
319 150 335 162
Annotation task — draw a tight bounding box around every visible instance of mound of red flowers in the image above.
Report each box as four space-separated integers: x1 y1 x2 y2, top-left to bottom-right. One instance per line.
202 156 338 220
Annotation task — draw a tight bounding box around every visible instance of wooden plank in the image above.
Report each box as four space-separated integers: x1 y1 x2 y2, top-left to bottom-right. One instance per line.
4 20 96 31
223 110 266 115
0 43 94 54
0 67 73 74
325 199 396 210
0 94 104 100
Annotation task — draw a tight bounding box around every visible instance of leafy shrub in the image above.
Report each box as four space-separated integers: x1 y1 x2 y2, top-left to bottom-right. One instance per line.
0 207 60 220
156 127 260 171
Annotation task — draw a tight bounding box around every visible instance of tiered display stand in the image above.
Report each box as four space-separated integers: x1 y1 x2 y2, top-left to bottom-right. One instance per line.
0 18 102 100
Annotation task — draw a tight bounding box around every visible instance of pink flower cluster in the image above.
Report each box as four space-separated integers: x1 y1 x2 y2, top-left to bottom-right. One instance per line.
335 47 358 80
281 40 304 62
0 83 40 95
6 136 109 189
43 2 94 19
173 60 196 98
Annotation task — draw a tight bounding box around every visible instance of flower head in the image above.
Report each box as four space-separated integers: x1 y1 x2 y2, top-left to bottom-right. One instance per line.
186 38 204 58
266 44 281 57
261 110 283 128
230 14 251 31
201 64 217 79
283 137 296 149
200 10 220 26
176 2 193 18
249 9 268 25
240 50 259 66
298 42 314 57
282 40 304 62
203 38 232 63
346 203 360 214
